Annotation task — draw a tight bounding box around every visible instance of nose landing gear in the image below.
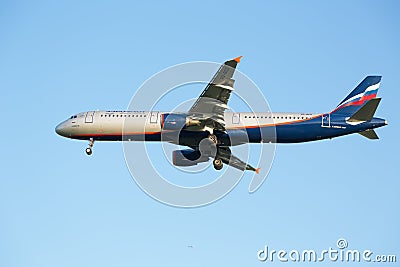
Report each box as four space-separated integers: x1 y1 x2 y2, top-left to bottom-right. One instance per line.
86 138 94 155
85 147 92 155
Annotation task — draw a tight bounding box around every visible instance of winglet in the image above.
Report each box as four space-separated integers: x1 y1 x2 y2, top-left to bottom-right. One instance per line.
255 168 260 174
234 56 243 63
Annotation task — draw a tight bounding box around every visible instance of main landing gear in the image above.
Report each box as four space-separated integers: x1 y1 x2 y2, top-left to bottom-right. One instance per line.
208 134 218 144
213 158 223 170
86 138 94 155
208 133 223 170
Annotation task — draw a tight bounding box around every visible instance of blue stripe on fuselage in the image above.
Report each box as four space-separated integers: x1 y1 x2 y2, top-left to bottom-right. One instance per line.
236 116 386 143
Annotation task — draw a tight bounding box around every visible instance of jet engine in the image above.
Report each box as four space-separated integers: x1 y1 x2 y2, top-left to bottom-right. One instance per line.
161 113 201 131
172 149 209 166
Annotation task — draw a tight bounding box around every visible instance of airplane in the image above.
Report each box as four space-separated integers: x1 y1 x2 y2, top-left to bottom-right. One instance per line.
55 56 387 173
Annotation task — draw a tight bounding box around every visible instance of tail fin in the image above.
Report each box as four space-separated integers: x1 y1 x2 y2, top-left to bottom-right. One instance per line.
331 76 381 115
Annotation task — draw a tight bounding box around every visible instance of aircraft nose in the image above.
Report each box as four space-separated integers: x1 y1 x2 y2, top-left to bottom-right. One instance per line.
55 123 67 137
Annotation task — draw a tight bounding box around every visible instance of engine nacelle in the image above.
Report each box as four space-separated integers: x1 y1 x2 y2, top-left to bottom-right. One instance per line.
172 149 209 166
161 113 201 131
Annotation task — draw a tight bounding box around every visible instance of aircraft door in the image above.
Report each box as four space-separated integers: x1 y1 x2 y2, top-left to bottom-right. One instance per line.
321 114 330 128
232 113 240 124
150 112 159 123
85 111 95 123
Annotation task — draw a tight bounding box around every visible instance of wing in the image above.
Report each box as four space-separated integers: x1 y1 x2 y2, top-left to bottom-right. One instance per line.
187 56 242 131
217 147 260 173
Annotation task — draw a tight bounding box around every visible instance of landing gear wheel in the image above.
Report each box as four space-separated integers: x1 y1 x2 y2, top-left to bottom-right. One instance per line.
85 138 94 156
208 134 218 144
85 147 92 155
213 158 223 170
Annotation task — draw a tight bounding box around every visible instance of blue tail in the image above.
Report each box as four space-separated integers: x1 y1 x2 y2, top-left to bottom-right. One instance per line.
331 76 381 115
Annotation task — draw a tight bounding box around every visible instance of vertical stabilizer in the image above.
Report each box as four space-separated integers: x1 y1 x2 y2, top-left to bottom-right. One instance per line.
332 76 381 115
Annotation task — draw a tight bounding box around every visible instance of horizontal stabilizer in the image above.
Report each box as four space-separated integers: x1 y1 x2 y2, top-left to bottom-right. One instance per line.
359 129 379 139
347 98 381 122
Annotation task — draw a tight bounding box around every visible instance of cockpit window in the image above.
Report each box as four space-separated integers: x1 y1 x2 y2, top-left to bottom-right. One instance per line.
70 115 77 119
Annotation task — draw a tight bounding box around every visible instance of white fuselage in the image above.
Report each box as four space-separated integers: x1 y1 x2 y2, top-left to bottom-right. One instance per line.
55 110 320 140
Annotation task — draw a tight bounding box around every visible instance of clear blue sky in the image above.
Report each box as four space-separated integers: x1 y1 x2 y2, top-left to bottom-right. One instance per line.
1 1 399 266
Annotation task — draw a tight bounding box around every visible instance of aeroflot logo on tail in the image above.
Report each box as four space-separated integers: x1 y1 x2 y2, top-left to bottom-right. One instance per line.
336 80 380 110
